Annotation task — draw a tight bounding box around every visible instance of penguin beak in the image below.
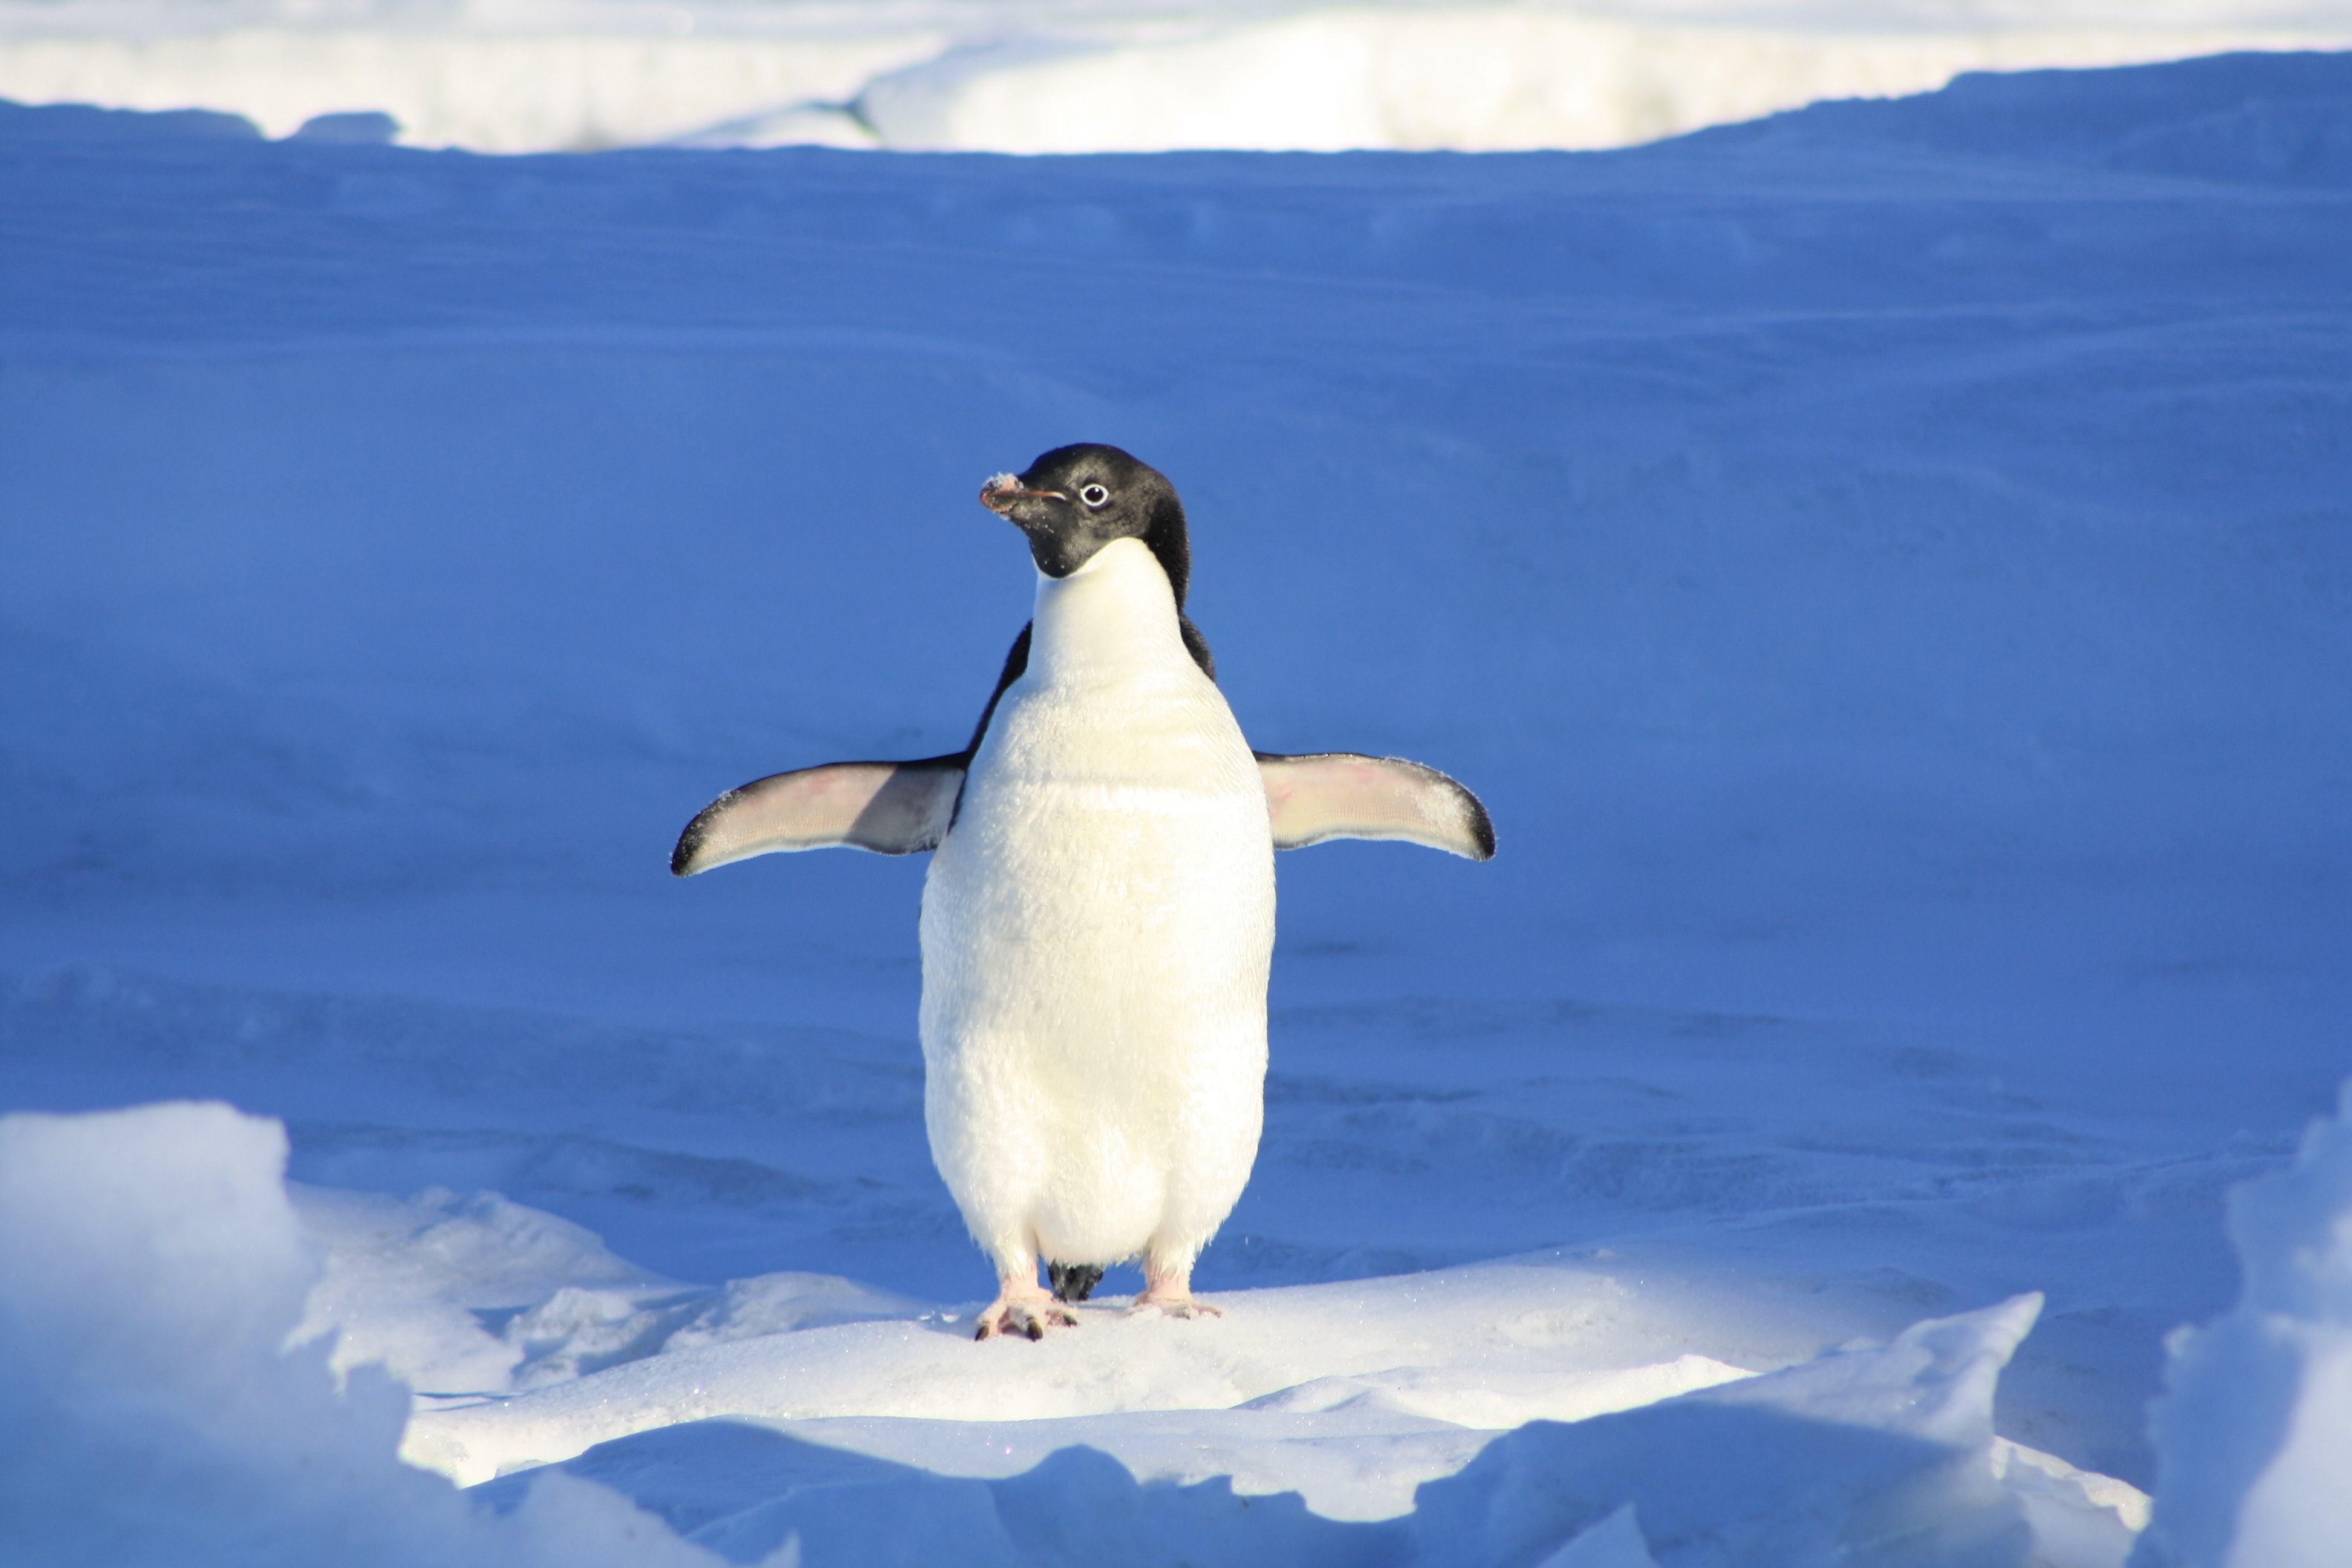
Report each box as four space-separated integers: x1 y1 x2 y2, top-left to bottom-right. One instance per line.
980 473 1067 514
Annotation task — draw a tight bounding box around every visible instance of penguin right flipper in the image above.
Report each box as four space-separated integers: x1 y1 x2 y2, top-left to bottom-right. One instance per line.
671 757 965 875
1256 753 1496 860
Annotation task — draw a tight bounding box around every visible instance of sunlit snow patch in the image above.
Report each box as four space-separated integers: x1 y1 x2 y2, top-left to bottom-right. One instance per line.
297 1183 918 1399
849 9 2352 154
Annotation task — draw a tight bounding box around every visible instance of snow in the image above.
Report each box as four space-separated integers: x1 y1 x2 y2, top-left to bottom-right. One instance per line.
1 0 2349 151
0 1100 2137 1564
847 10 2352 155
2132 1083 2352 1568
0 1102 727 1567
2 42 2349 1568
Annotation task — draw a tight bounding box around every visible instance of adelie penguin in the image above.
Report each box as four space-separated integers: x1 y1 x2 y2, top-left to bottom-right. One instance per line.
673 445 1493 1341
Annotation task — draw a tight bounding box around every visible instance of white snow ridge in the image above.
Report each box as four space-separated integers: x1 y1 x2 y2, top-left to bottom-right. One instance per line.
0 0 2348 150
2 1100 2157 1566
2133 1084 2352 1568
0 1103 724 1568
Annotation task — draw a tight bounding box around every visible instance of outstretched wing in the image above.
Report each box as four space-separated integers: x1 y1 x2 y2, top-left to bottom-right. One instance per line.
671 757 965 875
1256 752 1495 861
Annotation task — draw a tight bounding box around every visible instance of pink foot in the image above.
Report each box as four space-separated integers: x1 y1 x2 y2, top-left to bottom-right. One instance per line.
975 1290 1078 1341
1130 1258 1221 1320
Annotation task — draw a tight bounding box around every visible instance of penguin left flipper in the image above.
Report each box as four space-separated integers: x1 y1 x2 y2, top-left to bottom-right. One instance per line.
1256 753 1496 861
671 757 965 876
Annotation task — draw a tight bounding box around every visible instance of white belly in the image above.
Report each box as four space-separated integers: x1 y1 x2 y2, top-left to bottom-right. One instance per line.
918 551 1274 1272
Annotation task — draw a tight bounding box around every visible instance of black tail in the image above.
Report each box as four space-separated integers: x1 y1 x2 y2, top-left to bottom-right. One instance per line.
1048 1263 1105 1303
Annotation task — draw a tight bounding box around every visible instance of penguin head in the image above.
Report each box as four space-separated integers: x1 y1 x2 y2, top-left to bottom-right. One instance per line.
980 444 1191 604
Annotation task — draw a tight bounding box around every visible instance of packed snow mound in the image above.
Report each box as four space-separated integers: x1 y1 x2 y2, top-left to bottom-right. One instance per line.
0 1101 2141 1566
401 1257 1766 1496
293 1180 920 1398
0 1102 733 1568
2132 1080 2352 1568
1407 1295 2048 1567
0 0 2347 150
438 1287 2142 1566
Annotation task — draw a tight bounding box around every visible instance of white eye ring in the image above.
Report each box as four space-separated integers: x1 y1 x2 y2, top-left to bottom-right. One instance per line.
1079 483 1110 508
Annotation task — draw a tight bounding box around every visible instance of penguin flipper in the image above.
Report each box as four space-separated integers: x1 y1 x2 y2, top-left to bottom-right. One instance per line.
671 757 965 875
1256 753 1495 861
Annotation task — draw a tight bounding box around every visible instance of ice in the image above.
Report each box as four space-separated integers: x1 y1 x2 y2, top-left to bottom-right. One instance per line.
2132 1082 2352 1568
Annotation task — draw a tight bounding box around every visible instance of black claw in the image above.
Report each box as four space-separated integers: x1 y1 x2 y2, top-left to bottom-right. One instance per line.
975 1321 991 1341
1024 1317 1044 1341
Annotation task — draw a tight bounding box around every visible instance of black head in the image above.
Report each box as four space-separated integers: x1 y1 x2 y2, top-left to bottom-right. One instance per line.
979 443 1192 606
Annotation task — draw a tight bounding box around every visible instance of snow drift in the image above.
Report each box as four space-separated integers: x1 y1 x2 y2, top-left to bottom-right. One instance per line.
2132 1083 2352 1568
0 1100 2144 1566
0 1102 728 1567
847 9 2352 154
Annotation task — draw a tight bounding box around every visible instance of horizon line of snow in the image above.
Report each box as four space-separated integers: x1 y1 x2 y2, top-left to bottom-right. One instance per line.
0 5 2347 152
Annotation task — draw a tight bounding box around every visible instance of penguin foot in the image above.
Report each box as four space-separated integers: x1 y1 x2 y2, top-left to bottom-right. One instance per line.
1129 1290 1222 1321
975 1293 1079 1341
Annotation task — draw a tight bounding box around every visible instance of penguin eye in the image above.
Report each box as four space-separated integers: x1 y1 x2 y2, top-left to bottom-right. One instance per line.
1079 483 1110 508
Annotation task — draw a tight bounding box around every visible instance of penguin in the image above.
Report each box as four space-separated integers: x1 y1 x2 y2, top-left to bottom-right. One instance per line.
672 445 1492 1340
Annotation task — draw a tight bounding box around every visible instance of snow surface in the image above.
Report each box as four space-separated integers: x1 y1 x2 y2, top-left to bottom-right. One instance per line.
0 1103 724 1567
2 45 2348 1568
1 0 2350 151
2 1100 2144 1565
2132 1082 2352 1568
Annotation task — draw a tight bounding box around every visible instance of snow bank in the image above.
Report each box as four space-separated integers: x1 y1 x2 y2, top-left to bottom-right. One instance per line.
0 1102 729 1568
1410 1294 2048 1566
449 1288 2141 1566
0 19 933 149
296 1183 915 1399
2132 1081 2352 1568
851 10 2347 154
0 1101 2140 1566
403 1255 1766 1495
0 0 2344 151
